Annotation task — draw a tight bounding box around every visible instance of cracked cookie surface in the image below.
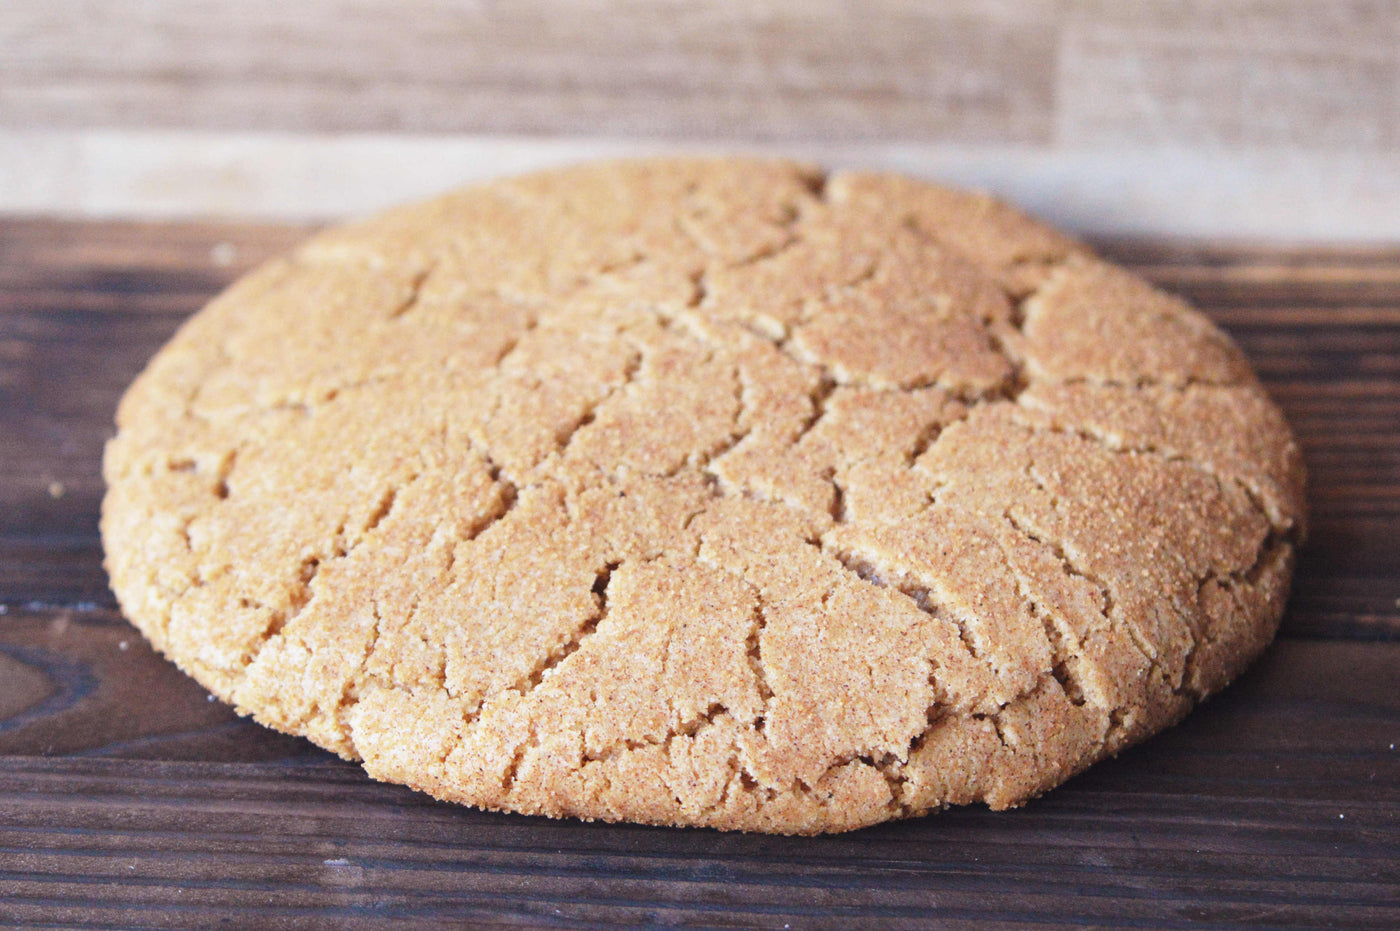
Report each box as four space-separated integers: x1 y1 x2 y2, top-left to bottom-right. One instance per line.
102 158 1305 834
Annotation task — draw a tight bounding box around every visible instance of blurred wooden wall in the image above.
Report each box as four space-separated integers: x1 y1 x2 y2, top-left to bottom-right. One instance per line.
2 0 1397 238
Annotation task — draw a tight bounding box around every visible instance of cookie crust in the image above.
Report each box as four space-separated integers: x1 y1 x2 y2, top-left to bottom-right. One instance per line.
102 158 1305 834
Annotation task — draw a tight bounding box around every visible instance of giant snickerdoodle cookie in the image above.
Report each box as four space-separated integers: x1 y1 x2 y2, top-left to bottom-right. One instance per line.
102 158 1305 834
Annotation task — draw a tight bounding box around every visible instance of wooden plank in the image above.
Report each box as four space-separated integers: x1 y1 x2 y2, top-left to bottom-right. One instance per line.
0 0 1058 142
0 607 311 762
6 0 1400 241
0 215 309 288
4 1 1397 154
10 130 1400 242
1059 1 1400 149
0 637 1395 927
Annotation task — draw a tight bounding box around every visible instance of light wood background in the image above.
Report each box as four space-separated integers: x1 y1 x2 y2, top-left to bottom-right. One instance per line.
3 0 1399 238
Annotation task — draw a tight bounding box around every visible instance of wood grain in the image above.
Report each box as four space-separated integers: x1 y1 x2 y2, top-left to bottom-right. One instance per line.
1 0 1060 141
4 1 1396 149
0 638 1395 928
1060 1 1400 149
2 218 1398 927
6 3 1400 240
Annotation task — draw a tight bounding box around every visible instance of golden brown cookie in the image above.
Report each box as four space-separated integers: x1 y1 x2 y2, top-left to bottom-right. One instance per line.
102 158 1305 834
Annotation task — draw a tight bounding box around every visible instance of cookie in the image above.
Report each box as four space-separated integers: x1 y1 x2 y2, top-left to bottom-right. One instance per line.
102 158 1305 834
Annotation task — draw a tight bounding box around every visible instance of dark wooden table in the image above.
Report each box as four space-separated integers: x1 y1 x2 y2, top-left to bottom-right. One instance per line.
1 219 1396 929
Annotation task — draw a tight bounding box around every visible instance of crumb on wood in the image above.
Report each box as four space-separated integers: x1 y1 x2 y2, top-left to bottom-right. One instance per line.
210 242 237 268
